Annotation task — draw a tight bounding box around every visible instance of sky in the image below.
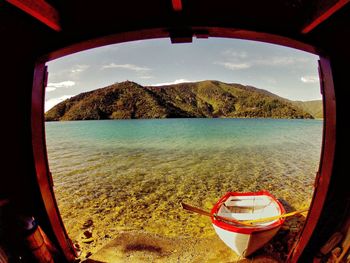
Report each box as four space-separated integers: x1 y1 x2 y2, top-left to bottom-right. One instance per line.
46 37 321 112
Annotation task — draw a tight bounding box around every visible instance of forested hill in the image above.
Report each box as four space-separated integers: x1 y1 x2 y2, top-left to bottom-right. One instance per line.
291 100 323 119
45 80 317 121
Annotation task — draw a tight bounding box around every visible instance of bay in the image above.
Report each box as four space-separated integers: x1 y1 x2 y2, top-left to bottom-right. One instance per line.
45 118 322 252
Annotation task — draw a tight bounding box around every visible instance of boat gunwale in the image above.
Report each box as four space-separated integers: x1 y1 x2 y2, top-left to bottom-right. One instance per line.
211 190 286 234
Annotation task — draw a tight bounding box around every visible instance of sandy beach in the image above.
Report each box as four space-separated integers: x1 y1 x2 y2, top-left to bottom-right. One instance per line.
73 203 306 262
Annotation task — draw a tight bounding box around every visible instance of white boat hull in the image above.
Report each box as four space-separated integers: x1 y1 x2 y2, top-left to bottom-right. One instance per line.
213 224 281 257
211 191 285 257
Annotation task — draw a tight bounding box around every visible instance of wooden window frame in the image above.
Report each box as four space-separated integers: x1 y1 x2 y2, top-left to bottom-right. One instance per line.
31 28 336 262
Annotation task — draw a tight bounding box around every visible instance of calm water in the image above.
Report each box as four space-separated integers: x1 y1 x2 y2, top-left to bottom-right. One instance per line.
45 118 322 248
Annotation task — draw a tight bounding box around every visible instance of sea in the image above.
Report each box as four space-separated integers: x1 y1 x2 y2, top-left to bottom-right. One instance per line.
45 118 322 246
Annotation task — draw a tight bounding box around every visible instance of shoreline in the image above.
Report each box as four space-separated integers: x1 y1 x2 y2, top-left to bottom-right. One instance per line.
45 117 323 122
75 208 306 262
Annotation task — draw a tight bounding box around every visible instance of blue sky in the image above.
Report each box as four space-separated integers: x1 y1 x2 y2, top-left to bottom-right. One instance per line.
46 37 321 112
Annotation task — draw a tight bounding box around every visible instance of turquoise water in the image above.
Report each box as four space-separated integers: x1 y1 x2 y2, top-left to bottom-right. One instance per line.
46 118 322 159
45 118 322 249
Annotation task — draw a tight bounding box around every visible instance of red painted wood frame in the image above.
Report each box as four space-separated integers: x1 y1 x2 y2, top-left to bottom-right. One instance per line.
287 57 336 262
32 63 77 261
171 0 183 11
302 0 350 34
6 0 61 31
31 28 336 262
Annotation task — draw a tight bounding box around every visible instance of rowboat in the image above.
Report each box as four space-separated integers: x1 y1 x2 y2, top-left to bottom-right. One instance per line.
210 190 286 257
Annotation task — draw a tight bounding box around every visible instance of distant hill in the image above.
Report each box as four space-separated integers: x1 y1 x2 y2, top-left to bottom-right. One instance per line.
292 100 323 119
45 80 315 121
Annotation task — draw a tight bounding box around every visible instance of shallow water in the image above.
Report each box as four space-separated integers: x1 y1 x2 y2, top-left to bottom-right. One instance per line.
45 118 322 252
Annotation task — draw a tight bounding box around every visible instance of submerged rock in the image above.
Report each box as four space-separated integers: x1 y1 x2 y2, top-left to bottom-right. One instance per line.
83 230 93 238
82 237 94 244
82 219 93 229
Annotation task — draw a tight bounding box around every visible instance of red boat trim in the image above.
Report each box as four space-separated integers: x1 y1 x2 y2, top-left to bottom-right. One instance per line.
211 191 285 235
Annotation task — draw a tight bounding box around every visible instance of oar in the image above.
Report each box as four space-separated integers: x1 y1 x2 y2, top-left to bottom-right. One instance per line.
181 202 308 226
241 208 309 225
181 202 211 217
181 203 252 226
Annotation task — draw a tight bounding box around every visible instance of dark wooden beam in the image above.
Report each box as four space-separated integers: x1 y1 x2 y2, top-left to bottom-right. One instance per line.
6 0 61 31
302 0 349 34
171 0 182 11
0 199 10 207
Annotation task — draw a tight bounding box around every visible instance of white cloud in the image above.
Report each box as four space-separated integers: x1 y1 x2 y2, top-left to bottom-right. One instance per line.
45 65 88 81
47 81 75 88
101 63 151 72
68 65 90 79
139 75 154 79
46 87 57 92
301 75 319 83
152 79 193 86
215 62 251 70
216 55 310 71
45 95 73 112
71 64 89 73
255 56 309 66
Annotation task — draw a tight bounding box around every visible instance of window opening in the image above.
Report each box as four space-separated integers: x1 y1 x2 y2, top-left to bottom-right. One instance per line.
38 36 327 262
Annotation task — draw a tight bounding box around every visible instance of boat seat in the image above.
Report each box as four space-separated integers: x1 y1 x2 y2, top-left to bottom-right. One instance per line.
219 212 279 221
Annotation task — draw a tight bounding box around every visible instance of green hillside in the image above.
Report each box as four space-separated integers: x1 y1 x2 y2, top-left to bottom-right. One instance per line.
45 80 315 121
292 100 323 119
